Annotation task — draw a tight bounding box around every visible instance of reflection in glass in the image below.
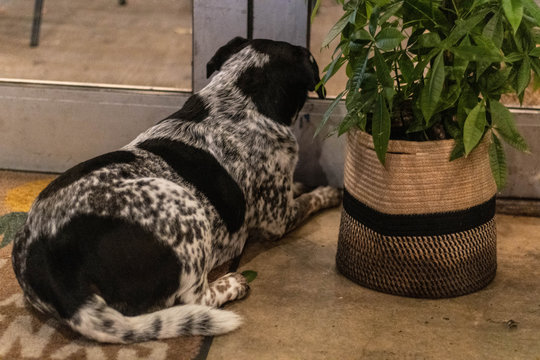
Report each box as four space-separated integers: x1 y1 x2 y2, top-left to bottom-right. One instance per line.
0 0 192 89
310 0 345 98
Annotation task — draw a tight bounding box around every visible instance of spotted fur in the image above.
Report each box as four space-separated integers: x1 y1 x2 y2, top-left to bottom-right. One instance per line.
11 37 341 344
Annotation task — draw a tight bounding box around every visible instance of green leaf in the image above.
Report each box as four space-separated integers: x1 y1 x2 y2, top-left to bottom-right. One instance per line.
504 52 525 63
0 212 28 247
352 29 373 41
473 0 491 7
420 51 445 123
316 91 345 137
472 35 503 78
489 133 507 190
379 1 404 23
451 36 471 81
321 51 346 85
373 0 392 7
490 100 529 151
474 35 496 58
529 47 540 57
338 112 359 136
374 28 405 50
406 116 427 133
374 48 394 88
310 0 321 24
322 11 354 48
403 0 451 30
369 6 380 36
375 49 394 87
463 102 487 155
531 57 540 77
407 28 425 48
502 0 524 34
349 48 371 92
516 56 532 96
444 117 462 139
348 41 366 57
411 47 439 81
398 53 414 84
417 32 441 48
533 28 540 44
354 81 378 114
483 12 504 48
365 2 374 22
450 138 465 161
241 270 258 283
511 30 524 53
372 92 391 165
457 85 478 128
451 45 503 62
442 10 491 48
523 0 540 25
437 83 461 112
485 67 512 94
373 48 394 101
534 70 540 89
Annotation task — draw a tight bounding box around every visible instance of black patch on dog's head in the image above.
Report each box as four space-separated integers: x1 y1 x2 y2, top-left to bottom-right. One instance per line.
235 39 325 126
162 94 209 123
206 36 249 78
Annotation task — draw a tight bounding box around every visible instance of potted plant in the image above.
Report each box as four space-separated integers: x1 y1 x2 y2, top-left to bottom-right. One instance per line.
314 0 540 298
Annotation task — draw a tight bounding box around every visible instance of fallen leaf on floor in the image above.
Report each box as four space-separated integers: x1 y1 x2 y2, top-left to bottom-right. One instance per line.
241 270 258 283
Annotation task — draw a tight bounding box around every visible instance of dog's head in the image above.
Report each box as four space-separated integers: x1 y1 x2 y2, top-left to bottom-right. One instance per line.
206 37 325 126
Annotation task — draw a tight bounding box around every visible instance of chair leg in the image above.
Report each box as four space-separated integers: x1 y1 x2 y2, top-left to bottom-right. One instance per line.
30 0 44 47
119 0 127 5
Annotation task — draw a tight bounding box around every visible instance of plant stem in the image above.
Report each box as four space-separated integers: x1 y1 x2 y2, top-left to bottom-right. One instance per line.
395 57 401 93
451 0 459 17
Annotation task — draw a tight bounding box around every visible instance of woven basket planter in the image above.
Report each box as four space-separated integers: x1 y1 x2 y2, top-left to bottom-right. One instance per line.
337 130 498 298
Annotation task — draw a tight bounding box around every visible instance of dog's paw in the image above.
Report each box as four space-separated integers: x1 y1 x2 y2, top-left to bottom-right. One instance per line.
217 272 250 302
314 186 343 208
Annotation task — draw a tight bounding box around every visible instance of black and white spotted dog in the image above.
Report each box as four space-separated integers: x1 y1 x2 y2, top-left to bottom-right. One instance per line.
11 37 341 343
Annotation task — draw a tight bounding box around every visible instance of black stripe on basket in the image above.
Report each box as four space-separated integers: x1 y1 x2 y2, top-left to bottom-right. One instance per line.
343 188 496 237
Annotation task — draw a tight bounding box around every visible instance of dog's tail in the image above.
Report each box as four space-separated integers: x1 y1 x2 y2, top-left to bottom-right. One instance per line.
68 294 241 343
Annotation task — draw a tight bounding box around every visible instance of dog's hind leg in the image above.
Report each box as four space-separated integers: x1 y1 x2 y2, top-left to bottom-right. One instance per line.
285 186 342 234
292 182 312 198
181 273 249 308
199 273 250 307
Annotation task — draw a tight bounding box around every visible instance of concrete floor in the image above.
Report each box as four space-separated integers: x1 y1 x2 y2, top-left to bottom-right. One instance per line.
208 208 540 360
1 1 539 356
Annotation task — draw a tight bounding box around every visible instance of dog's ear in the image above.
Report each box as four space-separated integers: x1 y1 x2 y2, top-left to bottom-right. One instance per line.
206 37 249 78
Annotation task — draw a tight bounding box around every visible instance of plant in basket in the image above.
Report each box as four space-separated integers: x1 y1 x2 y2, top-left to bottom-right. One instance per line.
314 0 540 298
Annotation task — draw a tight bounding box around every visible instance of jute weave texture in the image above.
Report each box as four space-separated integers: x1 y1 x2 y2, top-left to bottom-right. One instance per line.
344 130 497 215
